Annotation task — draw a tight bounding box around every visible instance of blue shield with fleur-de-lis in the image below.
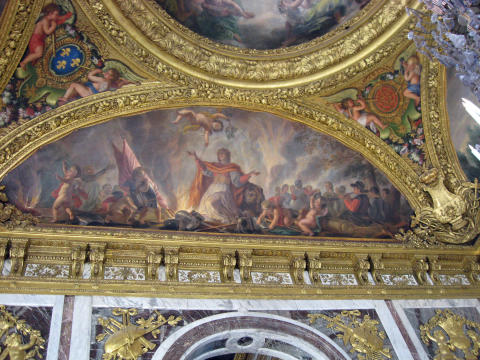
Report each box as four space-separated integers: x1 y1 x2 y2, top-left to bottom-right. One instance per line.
48 44 85 76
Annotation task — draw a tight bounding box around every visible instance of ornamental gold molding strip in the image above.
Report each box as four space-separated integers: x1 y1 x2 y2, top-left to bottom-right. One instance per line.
93 0 418 86
74 0 421 88
0 0 45 95
0 235 478 298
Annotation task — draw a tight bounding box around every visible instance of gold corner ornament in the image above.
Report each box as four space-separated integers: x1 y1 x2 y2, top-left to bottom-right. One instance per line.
96 308 182 360
395 168 480 246
420 309 480 360
308 310 391 360
0 305 46 360
0 185 37 229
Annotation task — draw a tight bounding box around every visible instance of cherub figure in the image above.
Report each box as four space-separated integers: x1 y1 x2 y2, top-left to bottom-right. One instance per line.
403 54 421 108
58 68 131 104
256 199 293 230
297 192 328 236
172 109 227 146
334 98 387 131
19 4 72 69
0 333 38 360
51 161 85 222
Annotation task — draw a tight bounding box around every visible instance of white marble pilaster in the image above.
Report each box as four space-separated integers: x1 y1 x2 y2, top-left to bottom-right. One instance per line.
373 300 414 360
46 295 65 360
69 296 93 360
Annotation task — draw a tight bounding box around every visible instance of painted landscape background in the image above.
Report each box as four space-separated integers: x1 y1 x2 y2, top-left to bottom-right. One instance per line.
158 0 370 49
2 107 411 238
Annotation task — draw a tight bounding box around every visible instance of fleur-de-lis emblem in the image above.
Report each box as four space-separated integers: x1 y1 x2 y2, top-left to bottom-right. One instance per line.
60 47 71 57
56 60 67 70
70 58 81 67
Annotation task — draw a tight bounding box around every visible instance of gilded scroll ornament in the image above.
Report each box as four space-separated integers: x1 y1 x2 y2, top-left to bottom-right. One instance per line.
96 308 182 360
420 309 480 360
308 310 391 360
0 305 46 360
0 186 37 229
0 0 41 95
96 0 417 84
396 168 480 245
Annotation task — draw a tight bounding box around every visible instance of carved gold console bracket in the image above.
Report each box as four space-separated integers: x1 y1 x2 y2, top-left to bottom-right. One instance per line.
396 168 480 246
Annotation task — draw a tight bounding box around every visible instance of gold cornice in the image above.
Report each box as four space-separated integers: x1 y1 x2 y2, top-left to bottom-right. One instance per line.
0 0 45 94
0 278 479 299
0 226 475 252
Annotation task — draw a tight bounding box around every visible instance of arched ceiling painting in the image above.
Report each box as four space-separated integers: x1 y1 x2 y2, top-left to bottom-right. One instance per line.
1 107 412 239
0 0 479 297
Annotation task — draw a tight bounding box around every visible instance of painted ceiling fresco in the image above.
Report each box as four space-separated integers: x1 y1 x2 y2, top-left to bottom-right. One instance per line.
0 0 143 129
447 68 480 182
157 0 371 49
2 107 412 239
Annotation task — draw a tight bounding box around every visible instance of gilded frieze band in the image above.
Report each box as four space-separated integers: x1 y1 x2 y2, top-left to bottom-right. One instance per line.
0 0 45 95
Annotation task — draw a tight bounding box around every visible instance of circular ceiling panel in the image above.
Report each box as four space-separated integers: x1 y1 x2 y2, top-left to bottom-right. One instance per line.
157 0 371 50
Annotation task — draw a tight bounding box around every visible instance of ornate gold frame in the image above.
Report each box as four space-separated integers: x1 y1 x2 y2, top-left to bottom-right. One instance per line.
0 0 478 298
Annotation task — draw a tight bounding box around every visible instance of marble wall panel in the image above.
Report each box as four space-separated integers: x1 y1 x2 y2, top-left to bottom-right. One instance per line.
103 266 145 280
90 307 230 360
260 309 398 360
251 272 293 285
1 305 52 357
391 299 480 360
318 273 357 286
58 296 74 360
2 294 478 360
178 270 221 283
403 306 480 359
24 264 70 278
0 295 64 360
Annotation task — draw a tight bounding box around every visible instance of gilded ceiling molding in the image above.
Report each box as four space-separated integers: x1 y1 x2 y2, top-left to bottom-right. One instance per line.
0 0 45 94
0 82 426 212
423 61 466 188
387 59 480 246
77 0 419 87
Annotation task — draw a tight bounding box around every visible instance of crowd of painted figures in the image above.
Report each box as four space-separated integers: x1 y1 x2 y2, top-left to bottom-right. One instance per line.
258 179 410 237
43 145 410 238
